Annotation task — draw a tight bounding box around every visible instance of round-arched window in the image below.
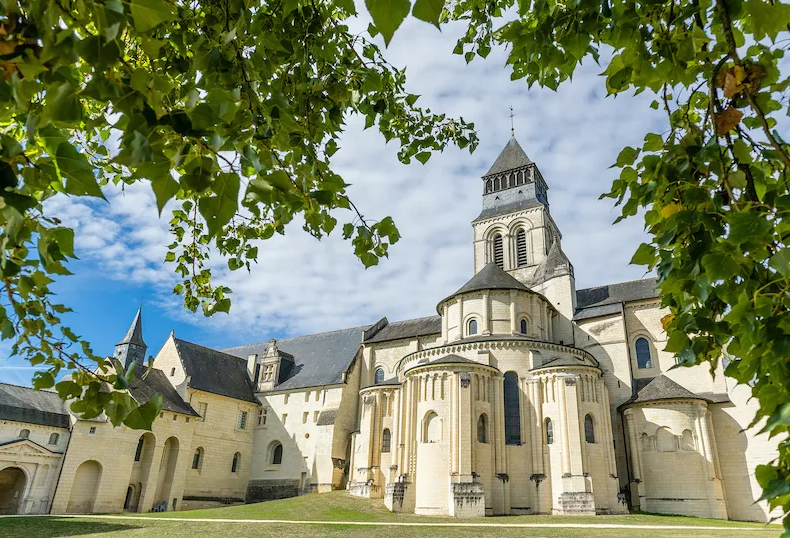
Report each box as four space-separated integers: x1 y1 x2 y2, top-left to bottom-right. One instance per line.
374 368 385 384
382 429 391 453
468 319 478 336
271 443 283 465
520 319 528 334
516 229 528 267
503 371 521 445
19 429 29 440
635 337 653 369
584 414 595 444
48 433 59 445
477 414 488 443
192 447 204 470
545 418 554 444
231 452 240 473
492 234 504 268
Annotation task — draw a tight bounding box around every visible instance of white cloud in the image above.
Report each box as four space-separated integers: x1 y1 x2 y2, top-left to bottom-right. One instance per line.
42 14 665 346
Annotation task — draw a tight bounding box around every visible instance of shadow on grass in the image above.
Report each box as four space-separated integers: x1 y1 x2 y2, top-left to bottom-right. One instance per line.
0 518 142 538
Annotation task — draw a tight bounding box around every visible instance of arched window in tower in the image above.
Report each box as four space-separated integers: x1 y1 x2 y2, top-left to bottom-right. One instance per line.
134 436 144 461
493 234 504 268
477 414 488 443
520 318 528 335
503 371 521 445
485 179 493 193
584 414 595 443
545 418 554 444
374 368 385 385
635 337 653 369
382 429 391 453
467 319 478 336
516 229 528 267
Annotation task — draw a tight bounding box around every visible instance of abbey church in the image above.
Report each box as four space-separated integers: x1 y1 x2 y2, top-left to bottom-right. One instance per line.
0 137 777 521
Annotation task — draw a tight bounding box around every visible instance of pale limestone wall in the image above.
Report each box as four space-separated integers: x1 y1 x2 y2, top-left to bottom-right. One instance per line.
472 207 554 275
369 340 417 386
330 357 363 489
183 390 256 500
51 408 195 514
0 420 68 514
152 335 190 399
531 275 575 346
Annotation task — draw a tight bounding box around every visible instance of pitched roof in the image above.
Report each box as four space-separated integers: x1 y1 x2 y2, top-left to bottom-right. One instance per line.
0 383 70 428
484 136 533 176
130 369 198 416
576 277 659 310
173 338 258 403
531 355 598 370
223 325 371 392
473 198 545 223
621 374 706 406
528 241 573 287
117 307 146 348
438 263 530 311
364 316 441 344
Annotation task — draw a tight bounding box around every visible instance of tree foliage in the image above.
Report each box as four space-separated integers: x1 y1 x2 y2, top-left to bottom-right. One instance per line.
0 0 475 429
437 0 790 527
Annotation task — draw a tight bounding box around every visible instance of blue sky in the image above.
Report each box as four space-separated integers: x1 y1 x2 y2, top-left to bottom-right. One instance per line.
0 14 666 387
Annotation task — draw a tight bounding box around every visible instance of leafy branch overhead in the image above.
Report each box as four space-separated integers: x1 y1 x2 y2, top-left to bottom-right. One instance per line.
0 0 476 429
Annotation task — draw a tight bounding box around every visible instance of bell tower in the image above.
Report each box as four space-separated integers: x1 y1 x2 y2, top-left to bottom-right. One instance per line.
471 135 576 345
114 307 147 370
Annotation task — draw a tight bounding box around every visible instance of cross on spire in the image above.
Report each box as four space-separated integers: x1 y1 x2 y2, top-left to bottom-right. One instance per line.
508 106 516 137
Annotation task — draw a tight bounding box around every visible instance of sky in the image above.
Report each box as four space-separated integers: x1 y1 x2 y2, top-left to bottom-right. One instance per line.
0 12 666 387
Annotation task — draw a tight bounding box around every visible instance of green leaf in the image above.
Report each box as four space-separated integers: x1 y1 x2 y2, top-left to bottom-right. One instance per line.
365 0 411 45
198 172 240 237
123 394 162 430
769 249 790 277
55 143 104 198
130 0 177 33
615 147 640 167
412 0 445 27
151 175 180 215
415 151 431 164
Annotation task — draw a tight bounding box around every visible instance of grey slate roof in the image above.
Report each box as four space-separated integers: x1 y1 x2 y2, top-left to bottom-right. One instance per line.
473 199 544 223
621 374 707 407
573 303 622 321
576 277 659 310
430 354 478 366
223 325 371 392
532 355 598 370
438 263 530 311
484 137 533 177
173 338 258 403
527 241 573 287
118 307 146 347
364 316 441 344
0 383 70 428
130 369 198 417
316 408 338 426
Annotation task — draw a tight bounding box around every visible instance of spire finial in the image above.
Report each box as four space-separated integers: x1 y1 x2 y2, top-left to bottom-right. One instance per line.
508 106 516 137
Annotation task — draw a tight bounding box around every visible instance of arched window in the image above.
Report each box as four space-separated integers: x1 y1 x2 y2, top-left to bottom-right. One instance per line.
485 179 493 193
477 414 488 443
681 429 695 451
271 443 283 465
635 337 653 369
134 436 145 461
467 319 478 336
423 411 441 443
641 432 653 452
516 229 528 267
374 368 385 384
545 418 554 444
493 234 504 268
382 429 391 453
48 433 59 445
584 414 595 443
520 318 528 335
656 427 676 452
231 452 240 473
170 367 175 376
19 429 29 440
192 447 203 470
503 371 521 445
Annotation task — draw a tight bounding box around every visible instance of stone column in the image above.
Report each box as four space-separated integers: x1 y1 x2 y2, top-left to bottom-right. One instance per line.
492 374 507 514
442 305 449 343
697 407 727 519
392 388 402 477
482 291 491 335
623 409 642 510
558 378 571 475
510 291 517 334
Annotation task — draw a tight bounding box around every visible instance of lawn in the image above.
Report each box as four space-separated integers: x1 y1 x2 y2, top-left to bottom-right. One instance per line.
0 491 780 538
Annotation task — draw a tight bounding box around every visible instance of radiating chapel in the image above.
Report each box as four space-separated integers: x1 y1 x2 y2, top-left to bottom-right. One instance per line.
0 137 777 521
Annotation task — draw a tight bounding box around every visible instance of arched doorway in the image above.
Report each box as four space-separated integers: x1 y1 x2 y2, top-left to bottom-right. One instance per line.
123 484 136 511
0 467 27 515
67 461 102 513
154 437 179 510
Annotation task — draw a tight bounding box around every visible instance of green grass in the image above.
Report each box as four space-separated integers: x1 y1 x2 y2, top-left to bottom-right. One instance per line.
0 491 780 538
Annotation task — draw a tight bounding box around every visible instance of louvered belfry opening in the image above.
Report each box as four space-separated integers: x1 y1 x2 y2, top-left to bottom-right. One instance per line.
516 229 528 267
493 234 504 268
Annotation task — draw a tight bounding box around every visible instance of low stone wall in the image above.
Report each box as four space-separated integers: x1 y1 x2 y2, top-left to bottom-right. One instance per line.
180 497 245 511
245 479 300 503
557 491 596 516
450 482 485 517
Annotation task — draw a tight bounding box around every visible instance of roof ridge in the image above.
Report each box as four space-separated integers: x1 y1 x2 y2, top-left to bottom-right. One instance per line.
578 276 658 292
386 315 441 324
223 323 373 351
174 337 245 361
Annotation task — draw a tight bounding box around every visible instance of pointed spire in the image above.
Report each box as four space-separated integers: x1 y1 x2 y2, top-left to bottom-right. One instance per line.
117 307 146 348
484 137 533 177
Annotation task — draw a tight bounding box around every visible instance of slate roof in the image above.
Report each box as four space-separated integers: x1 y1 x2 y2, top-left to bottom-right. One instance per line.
621 375 707 407
173 338 258 403
0 383 70 428
438 263 531 311
574 277 660 320
223 325 372 392
473 199 545 223
364 316 441 344
484 136 533 176
528 241 573 287
117 307 146 347
316 408 338 426
130 369 198 416
532 355 598 370
430 354 478 366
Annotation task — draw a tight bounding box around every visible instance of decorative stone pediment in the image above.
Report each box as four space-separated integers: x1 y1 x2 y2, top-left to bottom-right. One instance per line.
0 439 63 460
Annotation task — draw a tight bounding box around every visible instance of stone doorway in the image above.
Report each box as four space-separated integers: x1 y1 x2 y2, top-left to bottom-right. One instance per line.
0 467 27 515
